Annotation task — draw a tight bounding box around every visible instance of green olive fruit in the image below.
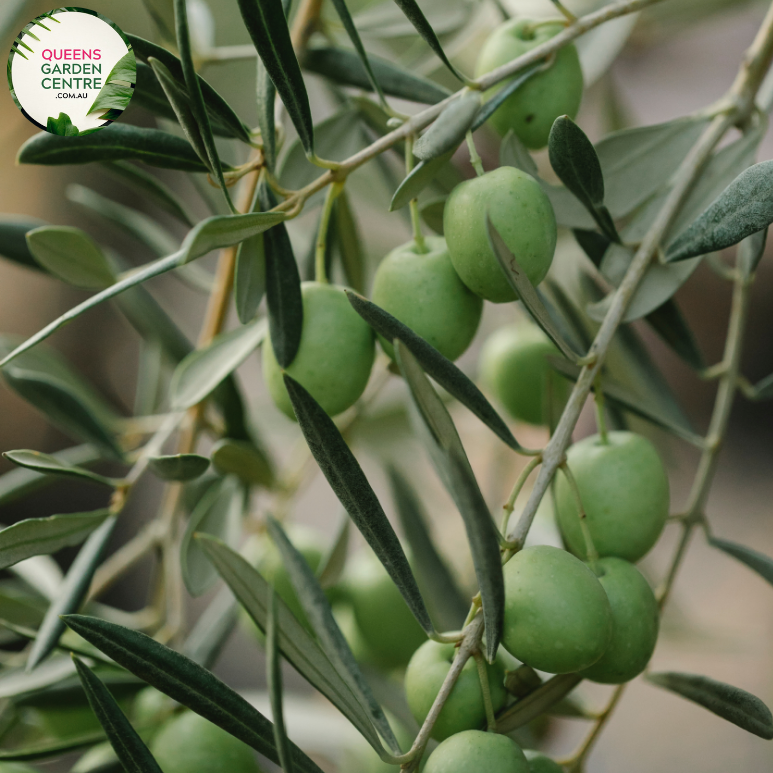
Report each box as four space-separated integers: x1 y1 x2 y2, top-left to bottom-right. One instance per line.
263 281 375 418
475 19 584 149
443 167 556 303
424 730 530 773
405 640 507 741
524 750 563 773
150 712 261 773
555 431 670 563
345 551 426 669
479 323 569 425
371 236 483 361
502 545 612 674
579 557 659 684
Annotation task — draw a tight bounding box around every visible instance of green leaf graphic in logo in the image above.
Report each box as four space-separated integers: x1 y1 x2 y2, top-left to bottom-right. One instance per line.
46 112 79 136
87 49 136 117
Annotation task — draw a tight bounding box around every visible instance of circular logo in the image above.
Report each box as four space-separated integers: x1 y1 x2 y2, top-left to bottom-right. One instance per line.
8 8 135 135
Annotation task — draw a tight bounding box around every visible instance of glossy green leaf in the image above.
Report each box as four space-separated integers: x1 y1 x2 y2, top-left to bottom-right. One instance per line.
332 189 366 294
259 183 303 368
27 515 118 671
47 112 80 136
303 47 450 105
26 226 115 290
645 298 705 370
235 182 267 324
387 466 468 631
413 93 480 162
62 614 327 773
267 517 401 753
283 374 434 637
487 219 583 363
211 439 274 488
170 318 267 408
346 291 520 450
0 215 48 271
316 512 350 590
709 535 773 587
87 52 137 115
237 0 314 154
3 449 114 487
148 454 210 482
390 151 454 211
548 116 619 243
472 64 540 131
266 590 295 773
394 341 502 662
72 656 164 773
198 536 387 754
739 228 767 278
256 55 278 172
183 585 239 669
573 229 611 268
647 672 773 739
17 125 212 172
0 510 110 571
181 476 244 596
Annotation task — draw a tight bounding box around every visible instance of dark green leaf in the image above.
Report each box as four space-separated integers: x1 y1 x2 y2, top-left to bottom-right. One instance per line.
303 47 450 105
266 590 295 773
413 93 480 162
709 535 773 588
47 112 79 136
3 449 114 486
72 657 164 773
148 453 210 482
645 299 704 370
548 116 619 243
332 189 365 294
26 226 116 290
0 730 107 761
316 512 349 590
472 64 540 131
387 466 468 631
738 228 767 278
0 215 47 271
390 152 454 211
256 55 278 172
17 125 213 172
211 439 274 488
0 510 111 571
235 184 267 323
487 219 583 362
62 615 327 773
346 291 520 450
27 516 118 671
237 0 314 154
259 183 303 368
170 318 267 408
283 374 434 636
394 341 502 662
573 229 610 267
647 672 773 739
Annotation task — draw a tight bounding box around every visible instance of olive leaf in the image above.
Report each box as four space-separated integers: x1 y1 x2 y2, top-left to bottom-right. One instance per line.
0 215 48 271
390 151 454 211
472 64 541 131
0 728 107 762
237 0 314 155
283 374 434 637
738 227 767 278
749 371 773 401
87 51 136 116
548 116 620 243
645 299 705 370
148 454 210 482
316 513 350 590
183 585 239 669
495 674 582 734
0 510 111 571
25 226 116 290
211 439 274 488
3 450 115 487
256 55 278 172
708 535 773 587
331 189 366 294
61 615 327 773
72 656 164 773
647 672 773 739
346 291 520 451
412 93 480 162
47 112 79 136
394 341 503 662
235 184 267 324
573 228 611 267
266 590 295 773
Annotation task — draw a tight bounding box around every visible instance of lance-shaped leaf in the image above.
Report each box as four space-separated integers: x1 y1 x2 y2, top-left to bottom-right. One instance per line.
548 116 620 243
666 160 773 262
645 299 705 370
739 228 767 278
211 439 274 488
17 125 213 172
389 0 464 81
87 51 136 116
390 152 454 212
235 183 267 323
3 449 114 487
237 0 314 154
0 215 47 271
27 515 118 671
260 183 303 368
199 537 388 755
128 33 252 143
487 219 583 363
394 341 503 662
332 189 366 294
387 466 468 631
0 729 108 762
647 672 773 739
346 291 519 450
573 228 610 267
256 54 277 171
413 93 480 162
0 510 111 571
183 585 239 669
171 318 267 408
317 512 350 590
62 615 326 773
26 226 116 290
267 518 402 753
303 47 450 105
708 536 773 587
267 591 295 773
472 64 540 131
283 374 433 637
148 453 210 482
72 656 164 773
495 674 582 734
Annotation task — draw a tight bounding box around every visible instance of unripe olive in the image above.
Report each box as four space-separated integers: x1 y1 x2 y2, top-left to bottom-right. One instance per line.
502 545 612 674
424 730 530 773
443 167 556 303
405 640 507 741
524 750 564 773
475 19 584 149
371 236 483 361
262 281 375 418
555 431 670 563
580 557 659 684
479 322 569 425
